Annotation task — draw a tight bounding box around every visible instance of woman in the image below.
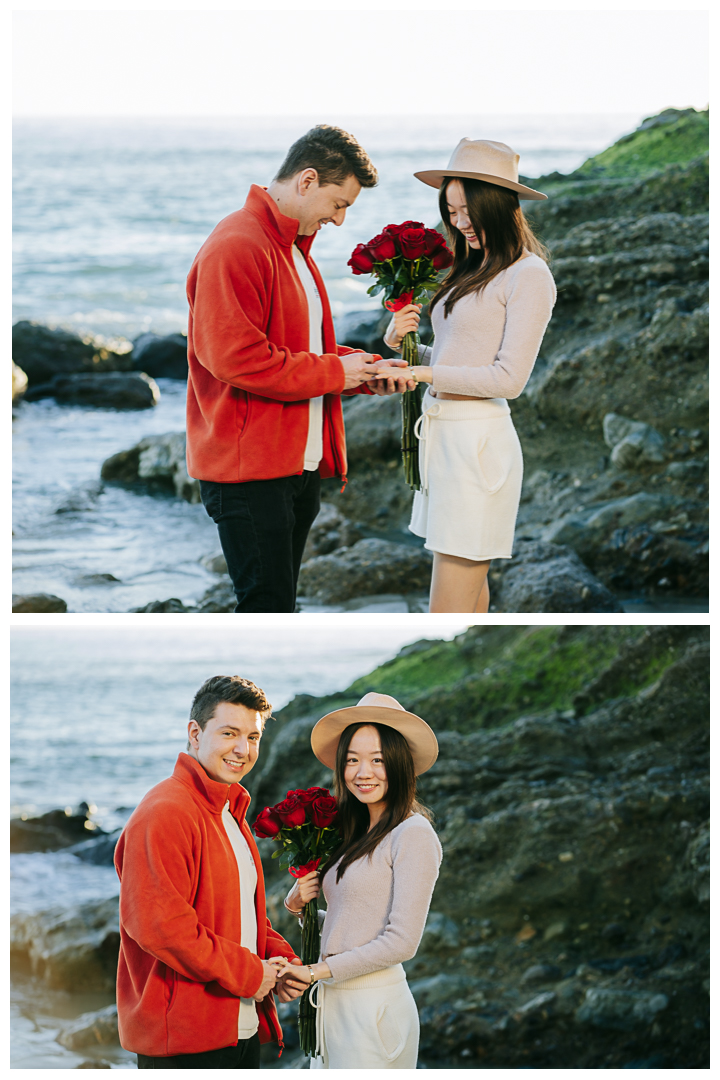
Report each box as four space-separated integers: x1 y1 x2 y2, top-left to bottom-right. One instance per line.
378 138 556 613
276 692 442 1069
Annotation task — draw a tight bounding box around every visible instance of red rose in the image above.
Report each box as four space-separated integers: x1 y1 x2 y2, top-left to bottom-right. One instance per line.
432 247 454 269
366 231 398 262
274 796 306 828
287 787 330 804
384 291 414 312
252 807 283 839
310 796 339 829
399 227 427 260
288 857 322 879
348 243 375 275
423 229 447 257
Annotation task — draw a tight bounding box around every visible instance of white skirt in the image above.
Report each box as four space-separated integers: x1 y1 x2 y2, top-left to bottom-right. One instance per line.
308 964 419 1070
408 394 523 561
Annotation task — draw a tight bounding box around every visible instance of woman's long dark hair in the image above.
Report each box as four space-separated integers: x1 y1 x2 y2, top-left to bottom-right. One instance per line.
429 177 549 318
320 722 432 884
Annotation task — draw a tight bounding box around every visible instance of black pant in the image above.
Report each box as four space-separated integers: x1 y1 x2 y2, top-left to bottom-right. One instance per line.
137 1032 260 1069
200 471 322 613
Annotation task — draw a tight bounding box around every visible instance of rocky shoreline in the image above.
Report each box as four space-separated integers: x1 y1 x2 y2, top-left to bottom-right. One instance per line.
12 108 708 613
10 624 709 1067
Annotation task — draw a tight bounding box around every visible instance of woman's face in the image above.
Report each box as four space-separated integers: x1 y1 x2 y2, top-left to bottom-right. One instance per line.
344 725 388 809
445 179 485 249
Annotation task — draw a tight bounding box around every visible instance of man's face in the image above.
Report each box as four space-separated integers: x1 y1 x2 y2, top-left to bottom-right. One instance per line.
187 701 263 785
296 171 362 236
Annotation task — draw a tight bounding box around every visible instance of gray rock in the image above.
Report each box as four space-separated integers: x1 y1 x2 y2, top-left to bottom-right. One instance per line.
515 990 557 1018
343 393 402 463
10 897 120 992
543 492 672 556
297 538 432 604
12 592 67 613
603 413 666 468
521 963 562 984
201 551 228 575
420 912 460 953
12 320 133 386
410 974 486 1009
575 987 669 1030
10 804 102 853
666 459 706 479
101 431 200 503
334 309 388 354
24 372 160 410
57 1005 119 1050
130 597 191 613
195 579 236 612
12 361 28 402
131 332 188 379
489 540 623 612
302 502 362 561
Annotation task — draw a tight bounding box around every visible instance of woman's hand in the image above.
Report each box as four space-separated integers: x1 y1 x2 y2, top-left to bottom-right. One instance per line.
368 359 417 396
286 870 321 912
386 304 422 348
373 363 432 387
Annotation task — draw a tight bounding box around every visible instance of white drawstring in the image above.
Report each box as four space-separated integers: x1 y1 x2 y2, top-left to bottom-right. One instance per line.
414 399 442 496
309 979 325 1065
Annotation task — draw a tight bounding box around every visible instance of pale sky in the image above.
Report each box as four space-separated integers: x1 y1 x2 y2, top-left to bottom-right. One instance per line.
13 7 708 117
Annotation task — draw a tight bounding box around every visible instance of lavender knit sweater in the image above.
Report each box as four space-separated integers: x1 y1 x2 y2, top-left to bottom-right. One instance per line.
317 814 443 983
421 253 556 399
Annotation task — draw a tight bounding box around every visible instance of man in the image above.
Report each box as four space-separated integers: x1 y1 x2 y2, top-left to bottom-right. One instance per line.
186 124 411 613
114 676 305 1068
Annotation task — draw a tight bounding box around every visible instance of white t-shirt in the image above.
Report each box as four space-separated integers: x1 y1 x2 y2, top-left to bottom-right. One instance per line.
292 245 324 471
221 802 259 1039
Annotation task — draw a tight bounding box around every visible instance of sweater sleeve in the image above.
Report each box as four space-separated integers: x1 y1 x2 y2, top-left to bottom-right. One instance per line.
430 261 555 399
188 243 346 402
324 821 442 982
117 808 265 999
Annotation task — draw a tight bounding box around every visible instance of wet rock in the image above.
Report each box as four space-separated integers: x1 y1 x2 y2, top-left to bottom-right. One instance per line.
489 540 623 613
12 361 28 402
101 431 200 503
10 804 105 853
130 597 192 613
521 963 562 984
131 332 188 379
57 1005 119 1050
603 413 666 468
297 538 432 604
24 372 160 410
201 551 228 575
11 897 120 993
575 987 668 1030
12 593 67 613
66 831 121 866
420 912 461 953
195 580 236 612
302 502 362 561
12 321 133 386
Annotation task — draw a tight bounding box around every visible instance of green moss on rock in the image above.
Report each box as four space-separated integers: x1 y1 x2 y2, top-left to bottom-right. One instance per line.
575 109 708 179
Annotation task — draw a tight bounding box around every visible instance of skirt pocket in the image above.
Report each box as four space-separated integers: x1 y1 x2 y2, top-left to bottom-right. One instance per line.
377 1002 404 1061
477 430 513 494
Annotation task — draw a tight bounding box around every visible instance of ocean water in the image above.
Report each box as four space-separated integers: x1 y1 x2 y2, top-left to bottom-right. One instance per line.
13 114 644 611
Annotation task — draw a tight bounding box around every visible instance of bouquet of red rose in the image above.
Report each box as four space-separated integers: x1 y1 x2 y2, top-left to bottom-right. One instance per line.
253 787 341 1057
348 222 453 489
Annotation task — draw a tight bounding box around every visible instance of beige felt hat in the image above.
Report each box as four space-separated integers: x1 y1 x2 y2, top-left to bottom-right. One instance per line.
414 138 547 201
311 693 438 776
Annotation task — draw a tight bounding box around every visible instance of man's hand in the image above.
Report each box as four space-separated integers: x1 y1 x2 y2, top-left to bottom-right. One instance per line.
273 957 307 1003
253 958 283 1002
340 351 384 390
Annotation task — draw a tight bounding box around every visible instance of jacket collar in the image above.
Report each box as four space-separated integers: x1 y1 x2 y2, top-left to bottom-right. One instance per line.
244 184 317 256
172 752 251 820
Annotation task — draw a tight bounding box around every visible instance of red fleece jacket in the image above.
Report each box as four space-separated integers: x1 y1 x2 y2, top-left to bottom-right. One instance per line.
114 753 298 1057
186 184 374 483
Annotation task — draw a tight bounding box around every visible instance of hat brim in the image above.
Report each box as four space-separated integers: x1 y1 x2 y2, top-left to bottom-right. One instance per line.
414 169 547 201
311 706 438 776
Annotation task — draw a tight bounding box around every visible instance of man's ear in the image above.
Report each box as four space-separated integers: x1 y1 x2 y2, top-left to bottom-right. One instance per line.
297 168 319 195
187 720 201 752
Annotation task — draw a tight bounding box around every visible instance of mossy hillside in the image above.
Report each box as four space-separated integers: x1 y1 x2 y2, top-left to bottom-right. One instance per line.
574 109 708 179
383 625 683 733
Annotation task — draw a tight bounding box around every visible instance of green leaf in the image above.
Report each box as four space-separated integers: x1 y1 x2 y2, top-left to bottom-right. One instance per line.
367 282 384 297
